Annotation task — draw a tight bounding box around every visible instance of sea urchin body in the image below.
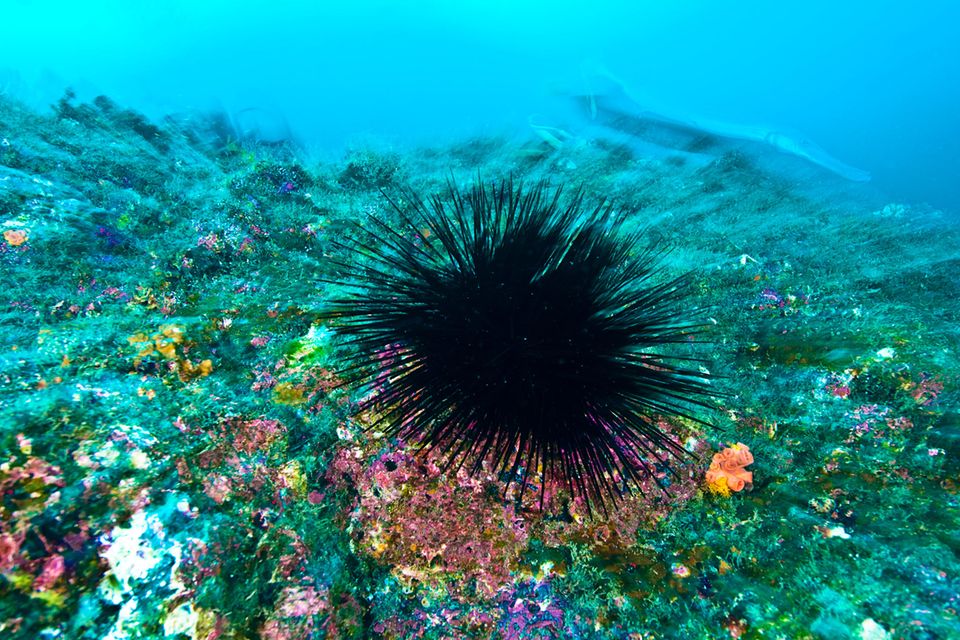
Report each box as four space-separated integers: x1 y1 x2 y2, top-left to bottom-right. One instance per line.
322 179 717 511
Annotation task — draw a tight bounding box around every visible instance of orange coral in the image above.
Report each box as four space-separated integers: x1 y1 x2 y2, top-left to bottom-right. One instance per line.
705 443 754 495
3 229 27 247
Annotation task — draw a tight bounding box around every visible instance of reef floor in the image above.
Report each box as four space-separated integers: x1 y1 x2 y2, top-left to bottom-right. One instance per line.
1 93 957 639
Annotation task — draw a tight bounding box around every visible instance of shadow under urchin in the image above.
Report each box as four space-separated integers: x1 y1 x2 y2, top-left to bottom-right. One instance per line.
321 178 719 513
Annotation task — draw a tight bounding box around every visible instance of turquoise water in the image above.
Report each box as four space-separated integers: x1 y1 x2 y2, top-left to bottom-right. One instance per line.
3 1 959 212
0 3 958 639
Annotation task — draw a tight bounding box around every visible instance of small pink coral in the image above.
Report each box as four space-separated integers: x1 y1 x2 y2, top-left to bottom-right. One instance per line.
231 417 285 454
33 554 65 591
0 533 22 572
276 585 329 617
203 474 232 503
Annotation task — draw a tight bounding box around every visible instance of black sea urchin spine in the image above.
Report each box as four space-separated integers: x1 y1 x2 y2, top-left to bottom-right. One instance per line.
321 178 718 512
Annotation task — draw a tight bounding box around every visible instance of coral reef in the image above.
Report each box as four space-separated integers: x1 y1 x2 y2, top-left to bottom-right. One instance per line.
0 92 957 638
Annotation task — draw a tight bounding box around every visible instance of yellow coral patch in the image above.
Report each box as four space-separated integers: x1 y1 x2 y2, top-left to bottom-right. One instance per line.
707 475 731 497
178 359 213 382
155 340 178 360
273 382 307 405
160 324 185 342
279 460 307 498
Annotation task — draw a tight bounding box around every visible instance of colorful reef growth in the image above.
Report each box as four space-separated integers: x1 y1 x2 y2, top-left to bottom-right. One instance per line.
0 91 958 639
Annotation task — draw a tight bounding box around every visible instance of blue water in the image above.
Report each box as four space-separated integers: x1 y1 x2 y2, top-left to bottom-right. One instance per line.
3 0 958 213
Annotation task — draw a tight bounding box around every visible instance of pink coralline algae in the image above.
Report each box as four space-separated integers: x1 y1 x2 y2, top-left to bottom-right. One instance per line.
176 415 303 508
230 417 285 455
203 474 233 504
844 404 917 446
754 287 809 314
0 457 69 592
261 584 331 640
500 591 565 640
330 442 528 595
0 533 23 573
329 417 705 596
827 383 851 399
33 554 66 591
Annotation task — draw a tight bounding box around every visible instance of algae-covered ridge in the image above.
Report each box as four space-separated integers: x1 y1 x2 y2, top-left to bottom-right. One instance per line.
0 92 957 639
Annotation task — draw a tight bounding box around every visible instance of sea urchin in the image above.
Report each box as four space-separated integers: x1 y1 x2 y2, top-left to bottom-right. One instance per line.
322 179 717 511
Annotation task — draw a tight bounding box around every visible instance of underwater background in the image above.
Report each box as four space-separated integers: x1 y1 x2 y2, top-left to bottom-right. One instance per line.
4 0 960 214
1 1 958 639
